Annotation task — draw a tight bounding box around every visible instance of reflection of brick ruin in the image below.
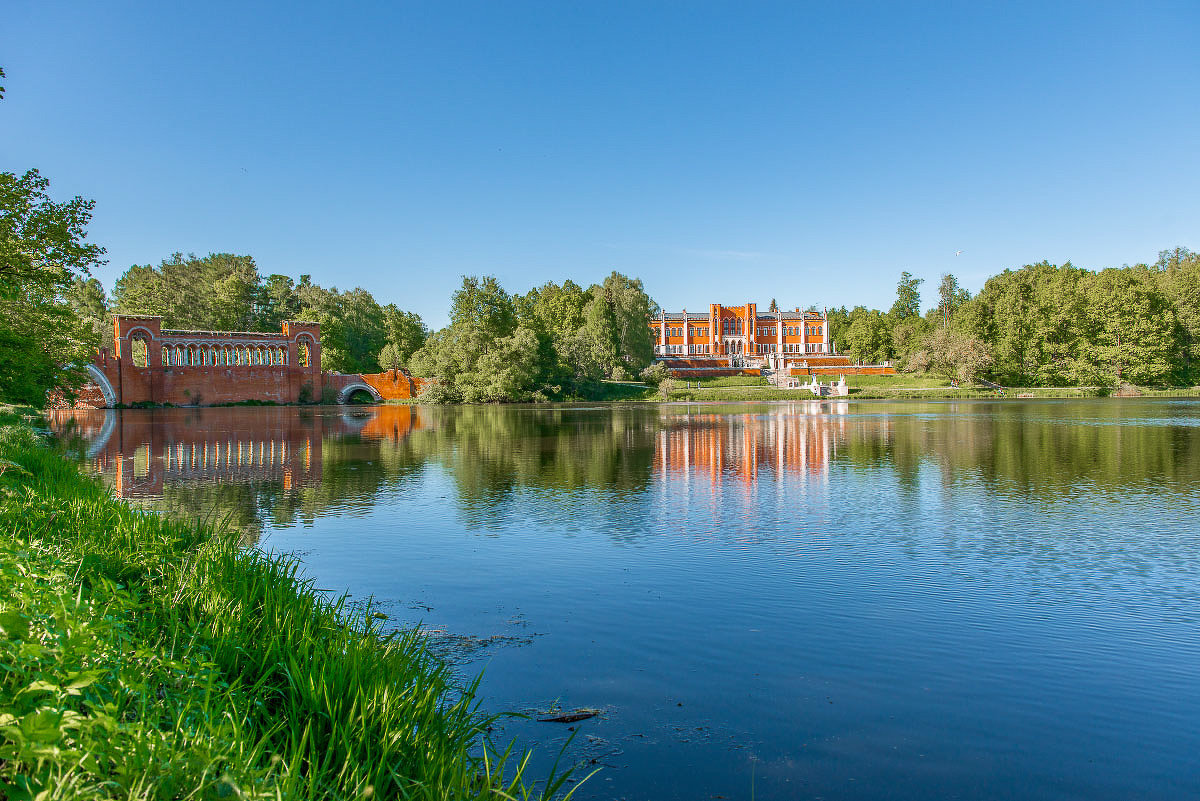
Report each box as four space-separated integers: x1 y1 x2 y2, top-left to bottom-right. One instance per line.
46 406 425 499
653 403 848 484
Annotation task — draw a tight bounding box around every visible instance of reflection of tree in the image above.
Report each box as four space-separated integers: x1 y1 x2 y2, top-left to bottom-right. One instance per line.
836 402 1200 498
406 405 658 525
52 402 1200 552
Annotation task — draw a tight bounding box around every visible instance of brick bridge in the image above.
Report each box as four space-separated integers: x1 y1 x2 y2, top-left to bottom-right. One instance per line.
72 315 428 408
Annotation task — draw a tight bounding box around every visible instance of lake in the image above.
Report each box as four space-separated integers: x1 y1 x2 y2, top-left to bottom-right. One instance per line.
47 400 1200 800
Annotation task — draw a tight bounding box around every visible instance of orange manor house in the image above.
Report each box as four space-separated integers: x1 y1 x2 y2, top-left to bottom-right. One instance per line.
650 303 892 376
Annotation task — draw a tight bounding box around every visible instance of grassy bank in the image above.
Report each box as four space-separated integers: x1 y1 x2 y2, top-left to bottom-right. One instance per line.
658 384 1196 401
0 409 569 800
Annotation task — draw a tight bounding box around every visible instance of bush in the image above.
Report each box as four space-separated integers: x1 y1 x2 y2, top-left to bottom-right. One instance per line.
610 365 630 382
639 362 669 385
417 381 459 405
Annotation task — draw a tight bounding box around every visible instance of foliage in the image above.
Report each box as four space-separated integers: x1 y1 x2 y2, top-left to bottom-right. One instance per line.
935 273 971 329
382 304 428 365
958 259 1187 386
112 253 262 331
66 276 112 351
378 342 404 372
0 429 583 800
0 170 106 406
298 286 388 374
906 328 993 382
841 308 892 364
837 257 1198 387
638 362 670 385
890 271 923 320
109 258 423 375
414 273 654 403
411 277 548 403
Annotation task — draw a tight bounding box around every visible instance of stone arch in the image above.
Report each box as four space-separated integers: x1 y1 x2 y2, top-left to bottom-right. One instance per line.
85 364 118 407
336 382 383 404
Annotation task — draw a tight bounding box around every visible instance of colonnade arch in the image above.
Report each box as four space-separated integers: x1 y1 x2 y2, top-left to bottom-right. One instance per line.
159 343 291 367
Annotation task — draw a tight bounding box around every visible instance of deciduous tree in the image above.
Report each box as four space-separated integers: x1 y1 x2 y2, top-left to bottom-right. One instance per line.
0 169 105 405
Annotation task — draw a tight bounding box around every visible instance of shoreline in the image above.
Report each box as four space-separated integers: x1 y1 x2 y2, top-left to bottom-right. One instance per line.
0 406 570 799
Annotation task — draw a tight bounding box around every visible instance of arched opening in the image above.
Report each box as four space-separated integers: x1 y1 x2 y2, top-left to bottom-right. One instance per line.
345 388 375 404
130 336 149 367
298 341 311 368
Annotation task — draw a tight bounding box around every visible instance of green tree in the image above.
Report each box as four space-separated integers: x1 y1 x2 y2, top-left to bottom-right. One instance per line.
825 305 850 353
66 275 112 351
841 307 891 364
112 253 260 330
1154 247 1200 381
411 276 550 402
936 273 970 329
255 273 303 331
890 271 923 320
0 169 106 404
1087 268 1176 385
598 271 656 370
382 305 428 364
908 327 993 382
891 315 931 368
378 342 404 372
298 286 387 374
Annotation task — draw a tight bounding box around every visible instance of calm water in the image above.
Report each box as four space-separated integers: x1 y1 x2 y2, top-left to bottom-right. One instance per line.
48 400 1200 800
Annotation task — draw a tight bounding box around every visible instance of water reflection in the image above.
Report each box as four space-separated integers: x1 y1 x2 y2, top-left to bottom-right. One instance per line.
47 400 1200 527
43 400 1200 801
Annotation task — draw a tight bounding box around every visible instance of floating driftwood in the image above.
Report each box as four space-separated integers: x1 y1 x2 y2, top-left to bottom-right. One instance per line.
538 710 599 723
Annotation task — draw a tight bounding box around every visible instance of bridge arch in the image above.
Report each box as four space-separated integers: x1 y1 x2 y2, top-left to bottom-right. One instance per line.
85 364 118 408
336 382 383 404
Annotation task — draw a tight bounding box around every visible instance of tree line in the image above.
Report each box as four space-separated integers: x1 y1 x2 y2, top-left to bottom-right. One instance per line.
75 252 429 376
409 272 657 402
830 250 1200 386
67 253 659 402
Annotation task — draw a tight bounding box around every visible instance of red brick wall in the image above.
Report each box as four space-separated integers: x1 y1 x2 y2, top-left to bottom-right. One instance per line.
789 365 896 376
346 371 432 401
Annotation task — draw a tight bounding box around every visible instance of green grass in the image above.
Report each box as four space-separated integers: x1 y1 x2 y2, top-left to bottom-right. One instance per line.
0 410 584 800
673 375 769 388
840 374 950 388
579 381 657 402
1128 385 1200 397
665 387 819 402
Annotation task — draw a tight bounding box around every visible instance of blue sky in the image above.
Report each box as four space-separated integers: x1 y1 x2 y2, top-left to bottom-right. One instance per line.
4 1 1198 327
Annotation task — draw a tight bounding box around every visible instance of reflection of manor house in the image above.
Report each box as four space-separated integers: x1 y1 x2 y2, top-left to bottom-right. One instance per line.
653 404 846 484
72 315 429 408
47 406 424 498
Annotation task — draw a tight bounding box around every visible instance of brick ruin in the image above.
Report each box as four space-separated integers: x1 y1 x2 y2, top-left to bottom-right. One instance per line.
72 315 428 408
